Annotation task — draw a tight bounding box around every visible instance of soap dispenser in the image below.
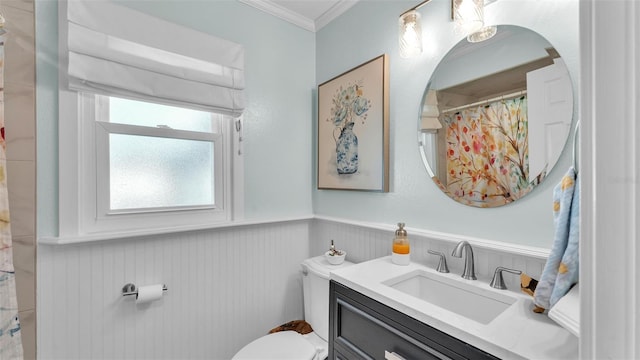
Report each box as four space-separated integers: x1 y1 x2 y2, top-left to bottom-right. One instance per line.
392 222 410 265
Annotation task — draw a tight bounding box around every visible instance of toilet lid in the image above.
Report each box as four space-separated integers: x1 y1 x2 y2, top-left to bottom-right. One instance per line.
232 331 317 360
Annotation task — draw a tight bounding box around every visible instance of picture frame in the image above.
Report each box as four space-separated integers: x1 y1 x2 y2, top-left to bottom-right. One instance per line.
317 54 389 192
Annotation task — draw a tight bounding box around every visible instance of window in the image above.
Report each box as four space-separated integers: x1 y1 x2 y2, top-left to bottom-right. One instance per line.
96 96 222 213
69 93 239 235
57 0 245 239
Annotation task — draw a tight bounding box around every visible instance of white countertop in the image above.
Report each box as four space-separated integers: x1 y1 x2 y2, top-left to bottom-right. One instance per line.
330 256 578 360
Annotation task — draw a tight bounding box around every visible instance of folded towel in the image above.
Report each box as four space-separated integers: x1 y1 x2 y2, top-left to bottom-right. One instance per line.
548 283 580 337
534 167 580 311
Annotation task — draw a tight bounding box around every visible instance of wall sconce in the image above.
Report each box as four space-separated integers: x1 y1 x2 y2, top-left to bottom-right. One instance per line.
398 0 432 59
467 25 497 42
399 0 490 58
399 10 422 58
452 0 484 36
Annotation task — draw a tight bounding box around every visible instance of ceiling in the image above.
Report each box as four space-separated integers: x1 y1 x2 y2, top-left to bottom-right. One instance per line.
238 0 358 32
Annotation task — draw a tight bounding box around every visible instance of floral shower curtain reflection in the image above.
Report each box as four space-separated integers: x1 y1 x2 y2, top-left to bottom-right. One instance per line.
442 96 536 207
0 27 24 358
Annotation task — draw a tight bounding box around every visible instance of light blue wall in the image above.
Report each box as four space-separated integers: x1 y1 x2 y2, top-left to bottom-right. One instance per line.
314 0 579 248
431 27 554 89
37 0 579 249
36 0 316 236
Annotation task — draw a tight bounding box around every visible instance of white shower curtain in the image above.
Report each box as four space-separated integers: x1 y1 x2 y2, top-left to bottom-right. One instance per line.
0 27 24 359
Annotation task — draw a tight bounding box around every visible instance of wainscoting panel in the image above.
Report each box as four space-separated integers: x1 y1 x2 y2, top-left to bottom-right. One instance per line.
38 220 310 360
38 217 549 359
311 217 548 292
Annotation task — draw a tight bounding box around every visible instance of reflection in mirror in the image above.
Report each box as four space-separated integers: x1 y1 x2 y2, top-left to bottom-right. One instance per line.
419 25 574 208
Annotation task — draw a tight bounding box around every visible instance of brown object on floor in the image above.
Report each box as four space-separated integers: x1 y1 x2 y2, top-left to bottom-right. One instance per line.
269 320 313 335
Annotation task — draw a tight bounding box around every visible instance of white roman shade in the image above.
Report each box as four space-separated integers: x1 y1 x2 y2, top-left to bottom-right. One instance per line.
421 89 442 132
63 0 245 117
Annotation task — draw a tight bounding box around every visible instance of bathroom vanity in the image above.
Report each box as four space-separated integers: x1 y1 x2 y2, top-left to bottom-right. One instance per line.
330 280 498 359
329 257 578 359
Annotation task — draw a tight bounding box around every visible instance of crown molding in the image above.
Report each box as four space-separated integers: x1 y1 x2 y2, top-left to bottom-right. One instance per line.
239 0 314 31
315 1 358 31
239 0 357 32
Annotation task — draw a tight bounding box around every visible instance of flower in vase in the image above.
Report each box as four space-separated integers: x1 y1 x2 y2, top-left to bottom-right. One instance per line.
328 82 371 131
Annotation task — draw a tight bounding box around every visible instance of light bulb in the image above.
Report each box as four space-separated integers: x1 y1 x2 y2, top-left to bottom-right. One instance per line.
454 0 484 36
399 10 422 58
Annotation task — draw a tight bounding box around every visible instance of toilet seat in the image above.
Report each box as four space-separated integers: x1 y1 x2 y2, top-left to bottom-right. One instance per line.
232 331 318 360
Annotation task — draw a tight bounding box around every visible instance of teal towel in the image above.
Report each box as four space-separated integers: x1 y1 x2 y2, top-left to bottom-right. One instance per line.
534 167 580 310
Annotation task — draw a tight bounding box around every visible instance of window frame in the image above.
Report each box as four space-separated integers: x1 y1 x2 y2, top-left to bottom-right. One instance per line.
58 90 243 239
94 94 224 216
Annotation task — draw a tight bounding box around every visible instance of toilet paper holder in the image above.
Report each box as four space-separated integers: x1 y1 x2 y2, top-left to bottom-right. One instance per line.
122 283 168 297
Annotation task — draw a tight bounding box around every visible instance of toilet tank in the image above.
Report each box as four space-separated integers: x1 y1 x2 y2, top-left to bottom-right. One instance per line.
301 255 354 342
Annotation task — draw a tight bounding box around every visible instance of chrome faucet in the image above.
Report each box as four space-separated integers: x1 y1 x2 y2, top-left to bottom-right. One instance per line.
451 241 476 280
490 267 522 290
427 250 449 273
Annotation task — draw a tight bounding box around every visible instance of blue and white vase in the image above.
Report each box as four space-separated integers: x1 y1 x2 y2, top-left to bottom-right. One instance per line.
336 122 358 174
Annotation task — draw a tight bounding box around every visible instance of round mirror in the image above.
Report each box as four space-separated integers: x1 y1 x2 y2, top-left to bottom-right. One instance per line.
419 25 574 208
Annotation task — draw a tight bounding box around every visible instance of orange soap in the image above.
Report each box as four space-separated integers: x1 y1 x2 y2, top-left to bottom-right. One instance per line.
393 242 410 254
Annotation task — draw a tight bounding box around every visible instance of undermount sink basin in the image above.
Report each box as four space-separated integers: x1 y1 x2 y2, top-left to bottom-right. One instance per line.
382 269 517 324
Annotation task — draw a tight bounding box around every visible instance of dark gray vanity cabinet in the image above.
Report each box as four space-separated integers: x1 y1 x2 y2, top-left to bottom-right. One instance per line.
329 280 500 360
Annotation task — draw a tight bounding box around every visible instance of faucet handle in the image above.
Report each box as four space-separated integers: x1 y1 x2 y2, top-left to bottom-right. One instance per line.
427 250 449 273
490 267 522 290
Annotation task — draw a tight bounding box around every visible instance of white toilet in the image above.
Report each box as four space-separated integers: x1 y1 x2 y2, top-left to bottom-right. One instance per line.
232 255 354 360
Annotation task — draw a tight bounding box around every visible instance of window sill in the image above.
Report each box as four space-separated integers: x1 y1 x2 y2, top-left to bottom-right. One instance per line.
38 215 314 245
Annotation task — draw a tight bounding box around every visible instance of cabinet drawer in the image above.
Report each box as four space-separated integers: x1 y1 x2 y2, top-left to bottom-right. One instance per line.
330 281 499 360
336 298 446 359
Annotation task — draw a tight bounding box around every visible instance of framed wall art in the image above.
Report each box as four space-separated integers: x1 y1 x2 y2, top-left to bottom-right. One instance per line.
317 54 389 192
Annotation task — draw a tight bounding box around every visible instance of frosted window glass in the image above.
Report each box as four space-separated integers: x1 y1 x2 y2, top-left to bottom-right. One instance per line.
109 134 214 210
109 96 213 132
